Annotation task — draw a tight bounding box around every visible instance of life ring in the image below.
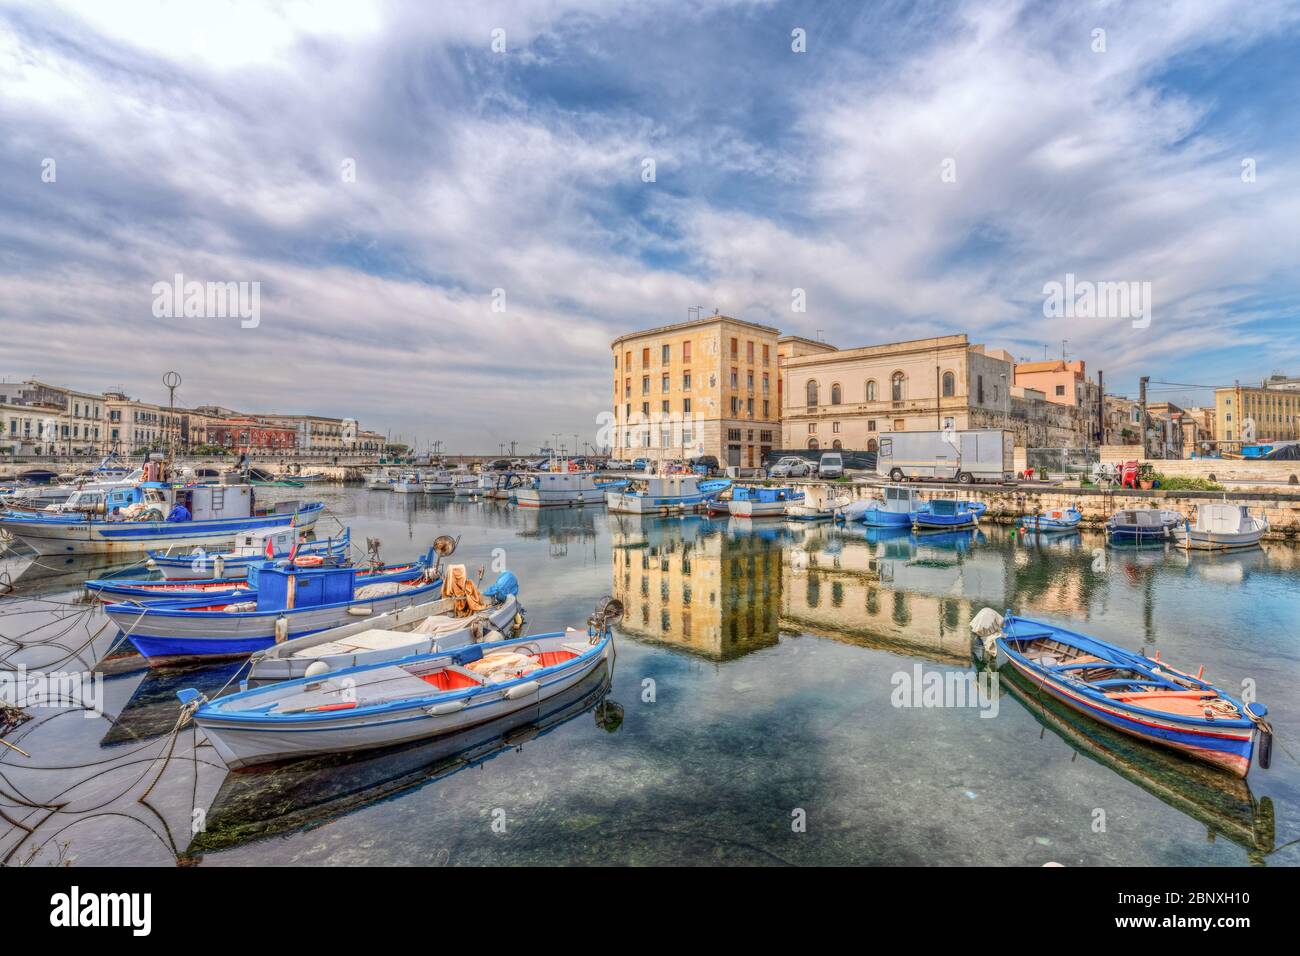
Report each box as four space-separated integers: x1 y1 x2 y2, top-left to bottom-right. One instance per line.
293 555 324 568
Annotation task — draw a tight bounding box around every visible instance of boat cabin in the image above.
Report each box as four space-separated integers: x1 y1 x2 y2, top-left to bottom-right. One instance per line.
255 564 357 611
232 527 297 557
732 486 795 503
103 482 255 521
928 499 961 517
880 485 921 513
1194 503 1255 534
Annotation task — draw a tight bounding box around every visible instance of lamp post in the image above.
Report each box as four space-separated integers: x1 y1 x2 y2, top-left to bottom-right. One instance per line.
163 371 181 462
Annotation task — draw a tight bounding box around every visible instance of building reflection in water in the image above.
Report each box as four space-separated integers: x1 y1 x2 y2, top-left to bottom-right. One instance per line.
609 514 781 660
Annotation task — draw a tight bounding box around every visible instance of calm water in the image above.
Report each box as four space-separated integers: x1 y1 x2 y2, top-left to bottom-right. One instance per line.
2 486 1298 866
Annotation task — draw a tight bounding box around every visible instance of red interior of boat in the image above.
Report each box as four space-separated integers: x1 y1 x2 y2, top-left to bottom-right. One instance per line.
535 650 578 668
419 669 481 690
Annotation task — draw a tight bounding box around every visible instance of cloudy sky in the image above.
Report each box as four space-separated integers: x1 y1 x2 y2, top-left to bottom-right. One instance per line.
2 0 1298 451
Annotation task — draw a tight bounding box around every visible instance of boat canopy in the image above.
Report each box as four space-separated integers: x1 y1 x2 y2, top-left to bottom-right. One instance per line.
1195 503 1255 534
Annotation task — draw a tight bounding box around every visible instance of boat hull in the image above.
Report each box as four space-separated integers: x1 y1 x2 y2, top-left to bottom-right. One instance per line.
605 491 711 514
113 576 442 666
727 500 788 517
195 634 611 768
859 508 917 527
1175 529 1266 551
0 504 322 555
515 488 606 508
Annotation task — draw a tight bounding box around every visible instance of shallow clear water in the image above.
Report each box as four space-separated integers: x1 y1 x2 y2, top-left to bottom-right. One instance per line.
2 487 1297 866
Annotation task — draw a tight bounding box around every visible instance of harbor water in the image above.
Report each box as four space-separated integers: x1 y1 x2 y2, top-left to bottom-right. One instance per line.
1 486 1297 866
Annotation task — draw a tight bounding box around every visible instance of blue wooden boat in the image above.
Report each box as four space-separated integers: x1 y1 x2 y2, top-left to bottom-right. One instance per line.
107 561 443 667
86 547 428 602
976 610 1271 778
146 528 350 580
912 497 979 530
727 486 803 518
1018 507 1082 533
1106 507 1183 543
857 485 929 527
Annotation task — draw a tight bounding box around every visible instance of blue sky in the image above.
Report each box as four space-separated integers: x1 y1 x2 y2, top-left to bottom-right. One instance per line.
1 0 1298 451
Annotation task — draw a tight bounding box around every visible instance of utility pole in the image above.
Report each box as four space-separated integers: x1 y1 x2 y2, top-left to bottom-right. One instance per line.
1138 376 1150 458
1096 370 1104 445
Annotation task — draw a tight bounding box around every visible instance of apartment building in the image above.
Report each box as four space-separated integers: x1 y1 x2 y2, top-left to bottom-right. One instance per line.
610 314 782 468
1215 383 1300 445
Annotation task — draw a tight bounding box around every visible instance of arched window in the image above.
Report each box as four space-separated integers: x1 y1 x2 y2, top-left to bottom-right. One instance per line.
941 371 955 398
830 383 842 405
806 380 819 408
832 439 842 449
866 379 877 401
808 438 819 449
867 438 878 452
891 372 905 401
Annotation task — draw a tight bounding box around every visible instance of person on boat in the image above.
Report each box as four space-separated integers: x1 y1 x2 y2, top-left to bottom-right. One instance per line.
443 563 488 617
165 503 192 522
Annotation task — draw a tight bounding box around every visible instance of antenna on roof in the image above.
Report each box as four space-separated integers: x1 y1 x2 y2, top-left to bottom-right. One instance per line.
687 306 702 322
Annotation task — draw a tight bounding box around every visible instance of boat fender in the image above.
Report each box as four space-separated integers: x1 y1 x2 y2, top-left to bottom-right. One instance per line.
428 700 468 716
214 554 225 579
1259 729 1273 770
304 660 331 679
504 681 540 700
274 616 289 644
347 606 374 616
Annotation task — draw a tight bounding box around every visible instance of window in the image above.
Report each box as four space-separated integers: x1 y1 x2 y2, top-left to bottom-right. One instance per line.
832 439 842 449
642 402 650 417
662 344 671 364
730 337 738 358
977 375 984 404
831 383 842 405
683 372 691 391
683 341 691 362
662 400 670 414
683 398 691 413
1055 384 1065 396
762 344 770 365
760 430 772 442
808 438 819 449
832 421 840 433
746 341 754 362
747 371 754 391
762 372 769 393
942 371 955 398
662 373 670 392
624 378 631 398
763 400 769 418
806 380 819 407
808 423 817 433
641 347 650 366
747 398 754 416
730 368 739 389
642 376 650 395
731 397 739 414
891 373 905 401
728 428 741 441
867 419 876 431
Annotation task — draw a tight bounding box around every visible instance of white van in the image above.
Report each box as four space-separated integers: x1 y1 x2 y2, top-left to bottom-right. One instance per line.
817 452 844 478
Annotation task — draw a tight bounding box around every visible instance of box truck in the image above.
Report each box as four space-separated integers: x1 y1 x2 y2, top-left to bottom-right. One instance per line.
875 429 1014 484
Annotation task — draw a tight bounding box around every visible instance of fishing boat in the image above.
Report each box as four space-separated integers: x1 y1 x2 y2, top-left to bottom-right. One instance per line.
1174 503 1268 551
86 549 419 602
146 528 351 580
390 472 426 494
856 485 929 527
785 485 852 520
1 466 144 509
728 485 802 518
180 597 623 768
912 497 979 531
1018 507 1082 533
1106 507 1183 543
0 482 322 555
245 572 523 681
109 557 443 666
605 475 731 515
514 470 623 508
363 470 396 490
971 609 1272 777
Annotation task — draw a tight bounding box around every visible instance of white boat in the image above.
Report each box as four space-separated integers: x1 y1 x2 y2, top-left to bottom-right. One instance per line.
515 470 608 508
605 475 730 514
1 468 144 508
182 598 621 768
363 469 396 490
245 584 523 681
728 486 802 518
391 472 425 494
149 527 351 580
1174 503 1268 551
785 485 851 520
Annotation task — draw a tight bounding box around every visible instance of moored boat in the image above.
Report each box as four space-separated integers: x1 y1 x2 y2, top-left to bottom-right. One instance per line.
245 571 523 681
785 485 852 520
605 475 731 514
912 497 979 530
181 597 623 768
1018 507 1082 533
1106 507 1183 543
1174 503 1268 551
856 484 929 527
728 485 801 518
0 482 322 555
971 608 1272 777
147 528 350 580
110 558 443 666
515 469 620 508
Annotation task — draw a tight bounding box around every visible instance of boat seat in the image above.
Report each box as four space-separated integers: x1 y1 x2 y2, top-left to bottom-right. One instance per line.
291 628 417 658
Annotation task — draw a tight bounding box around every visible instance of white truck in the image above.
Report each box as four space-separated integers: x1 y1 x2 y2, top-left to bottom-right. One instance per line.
875 429 1014 484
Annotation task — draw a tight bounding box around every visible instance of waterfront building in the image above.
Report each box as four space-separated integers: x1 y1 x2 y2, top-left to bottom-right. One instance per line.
610 314 782 468
254 414 347 457
1215 384 1300 445
208 418 297 454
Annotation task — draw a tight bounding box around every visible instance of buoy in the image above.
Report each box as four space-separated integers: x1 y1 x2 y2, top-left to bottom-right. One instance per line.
274 616 289 643
304 660 331 679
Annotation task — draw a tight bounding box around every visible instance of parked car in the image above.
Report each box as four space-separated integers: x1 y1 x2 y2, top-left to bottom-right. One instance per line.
768 456 816 478
817 451 844 479
688 455 719 476
484 459 514 471
631 458 652 472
